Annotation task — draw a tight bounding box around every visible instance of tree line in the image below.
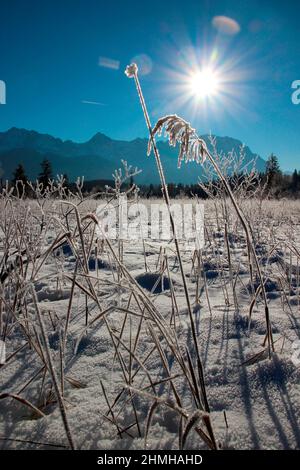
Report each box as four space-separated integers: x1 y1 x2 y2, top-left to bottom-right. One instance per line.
3 154 300 198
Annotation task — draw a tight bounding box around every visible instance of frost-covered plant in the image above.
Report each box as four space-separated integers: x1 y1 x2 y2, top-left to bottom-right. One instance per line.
105 159 141 197
148 113 274 357
126 63 217 449
148 115 207 168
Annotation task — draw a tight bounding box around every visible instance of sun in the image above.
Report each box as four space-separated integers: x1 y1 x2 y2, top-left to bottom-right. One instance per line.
189 68 219 99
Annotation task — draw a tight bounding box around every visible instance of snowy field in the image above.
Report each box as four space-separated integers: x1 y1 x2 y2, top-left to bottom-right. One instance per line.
1 195 300 450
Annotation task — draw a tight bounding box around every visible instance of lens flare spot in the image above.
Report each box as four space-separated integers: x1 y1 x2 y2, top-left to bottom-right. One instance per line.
212 16 241 36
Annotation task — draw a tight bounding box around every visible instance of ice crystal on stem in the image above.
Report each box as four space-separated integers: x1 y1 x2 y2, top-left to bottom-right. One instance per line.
125 63 138 78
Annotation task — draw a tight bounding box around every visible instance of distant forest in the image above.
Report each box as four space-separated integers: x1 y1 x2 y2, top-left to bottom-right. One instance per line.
3 153 300 198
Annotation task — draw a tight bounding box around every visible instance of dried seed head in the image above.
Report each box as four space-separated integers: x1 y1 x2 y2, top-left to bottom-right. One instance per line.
125 63 138 78
150 115 207 168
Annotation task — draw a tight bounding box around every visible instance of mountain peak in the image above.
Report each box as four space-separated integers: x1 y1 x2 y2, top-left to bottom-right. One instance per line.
6 127 33 135
88 132 112 144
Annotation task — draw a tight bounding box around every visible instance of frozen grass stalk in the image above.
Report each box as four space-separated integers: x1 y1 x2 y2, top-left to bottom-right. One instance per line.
31 286 76 450
125 63 212 414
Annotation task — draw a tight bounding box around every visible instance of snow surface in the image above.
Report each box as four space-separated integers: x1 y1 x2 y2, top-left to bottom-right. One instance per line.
1 198 300 450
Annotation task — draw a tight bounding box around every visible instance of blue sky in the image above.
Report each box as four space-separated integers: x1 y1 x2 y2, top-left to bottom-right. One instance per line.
0 0 299 170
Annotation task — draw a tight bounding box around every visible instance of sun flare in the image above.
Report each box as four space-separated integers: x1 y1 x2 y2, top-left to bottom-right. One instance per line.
189 68 219 99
